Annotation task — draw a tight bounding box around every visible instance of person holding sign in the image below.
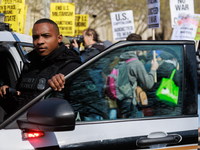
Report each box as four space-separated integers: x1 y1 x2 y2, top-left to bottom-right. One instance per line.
72 28 105 63
0 18 81 120
117 33 159 118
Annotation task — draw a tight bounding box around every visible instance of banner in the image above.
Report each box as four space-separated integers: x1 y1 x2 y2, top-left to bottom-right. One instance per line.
110 10 135 41
50 3 75 36
1 0 25 33
0 4 19 32
170 0 194 28
75 14 88 35
22 4 27 34
171 13 199 40
17 3 25 33
147 0 160 29
1 0 25 5
195 15 200 41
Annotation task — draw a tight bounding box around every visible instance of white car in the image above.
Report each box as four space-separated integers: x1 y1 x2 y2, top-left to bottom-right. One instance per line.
0 24 198 150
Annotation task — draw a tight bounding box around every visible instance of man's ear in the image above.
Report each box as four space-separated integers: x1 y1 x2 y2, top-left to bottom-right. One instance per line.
58 34 63 43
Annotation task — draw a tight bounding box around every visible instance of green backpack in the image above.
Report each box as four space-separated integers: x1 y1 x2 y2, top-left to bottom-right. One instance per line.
156 69 179 106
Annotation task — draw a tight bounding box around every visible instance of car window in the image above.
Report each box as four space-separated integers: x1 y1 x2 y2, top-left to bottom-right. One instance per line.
20 45 34 54
48 44 183 121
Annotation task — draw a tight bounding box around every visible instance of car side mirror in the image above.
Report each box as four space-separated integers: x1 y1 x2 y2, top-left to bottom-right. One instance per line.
17 97 75 132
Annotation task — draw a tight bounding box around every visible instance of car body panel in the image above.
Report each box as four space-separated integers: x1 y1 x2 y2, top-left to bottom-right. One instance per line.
0 40 198 149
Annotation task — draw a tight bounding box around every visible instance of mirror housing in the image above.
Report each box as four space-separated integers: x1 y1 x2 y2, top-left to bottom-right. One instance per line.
17 97 75 131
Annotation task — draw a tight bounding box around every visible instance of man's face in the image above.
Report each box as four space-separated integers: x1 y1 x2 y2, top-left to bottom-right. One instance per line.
32 23 62 56
83 31 92 46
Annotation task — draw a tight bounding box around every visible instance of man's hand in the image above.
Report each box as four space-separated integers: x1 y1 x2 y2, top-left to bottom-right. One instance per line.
0 85 20 98
72 39 79 48
151 59 159 71
48 73 65 91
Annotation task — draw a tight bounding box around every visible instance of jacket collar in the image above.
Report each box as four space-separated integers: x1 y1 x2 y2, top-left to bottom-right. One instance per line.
26 43 66 63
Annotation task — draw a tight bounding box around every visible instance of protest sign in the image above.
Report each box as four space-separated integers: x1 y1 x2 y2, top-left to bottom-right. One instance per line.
170 0 194 28
50 3 75 36
1 0 25 5
1 0 25 33
0 4 19 32
75 14 88 35
147 0 160 29
171 13 199 40
22 5 27 34
110 10 135 41
195 19 200 41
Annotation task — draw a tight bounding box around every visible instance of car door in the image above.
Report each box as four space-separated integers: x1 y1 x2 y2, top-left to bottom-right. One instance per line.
0 40 198 150
50 41 198 150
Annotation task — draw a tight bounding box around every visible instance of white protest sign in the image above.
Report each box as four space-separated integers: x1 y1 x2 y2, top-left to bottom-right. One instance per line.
170 0 194 28
110 10 135 41
171 13 199 40
147 0 160 29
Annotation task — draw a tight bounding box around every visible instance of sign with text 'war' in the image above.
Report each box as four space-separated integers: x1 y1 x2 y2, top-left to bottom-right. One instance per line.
147 0 160 29
170 0 194 28
110 10 135 41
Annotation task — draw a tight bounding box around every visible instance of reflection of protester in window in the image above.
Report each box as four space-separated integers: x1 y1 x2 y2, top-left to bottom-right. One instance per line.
145 50 180 116
72 28 105 63
116 33 159 118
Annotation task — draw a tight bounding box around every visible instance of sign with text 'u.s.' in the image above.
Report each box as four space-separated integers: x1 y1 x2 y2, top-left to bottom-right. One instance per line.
75 14 88 36
110 10 135 41
147 0 160 29
170 0 194 28
50 3 75 36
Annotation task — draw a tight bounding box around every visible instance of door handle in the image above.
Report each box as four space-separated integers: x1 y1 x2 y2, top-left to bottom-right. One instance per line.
136 134 182 147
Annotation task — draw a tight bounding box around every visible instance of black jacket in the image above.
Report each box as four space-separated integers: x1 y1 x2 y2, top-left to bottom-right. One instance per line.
16 43 81 106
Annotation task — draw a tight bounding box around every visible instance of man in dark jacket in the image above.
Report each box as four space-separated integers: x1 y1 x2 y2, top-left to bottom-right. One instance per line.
72 28 105 63
0 18 81 119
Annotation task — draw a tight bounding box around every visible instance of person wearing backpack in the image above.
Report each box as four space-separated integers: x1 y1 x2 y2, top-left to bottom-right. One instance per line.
117 51 159 118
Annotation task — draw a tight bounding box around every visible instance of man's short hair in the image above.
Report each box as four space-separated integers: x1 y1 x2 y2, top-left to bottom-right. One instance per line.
34 18 60 35
126 33 142 41
84 28 99 42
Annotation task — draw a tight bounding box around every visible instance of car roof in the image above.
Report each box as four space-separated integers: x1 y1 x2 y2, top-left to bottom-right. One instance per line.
0 31 32 44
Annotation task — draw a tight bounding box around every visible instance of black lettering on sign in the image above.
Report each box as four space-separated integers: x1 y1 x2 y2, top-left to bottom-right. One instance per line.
7 5 16 10
122 31 132 37
59 12 73 16
115 13 127 21
148 7 158 15
147 0 158 5
63 5 69 10
82 16 87 21
56 6 62 10
178 0 186 3
55 21 72 25
3 10 13 14
5 15 16 21
175 4 189 10
59 26 73 31
116 32 121 37
75 16 81 21
4 0 12 3
13 0 22 3
75 22 86 27
149 16 157 23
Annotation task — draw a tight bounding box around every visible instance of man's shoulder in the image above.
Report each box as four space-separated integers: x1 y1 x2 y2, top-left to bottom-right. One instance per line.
92 42 105 51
